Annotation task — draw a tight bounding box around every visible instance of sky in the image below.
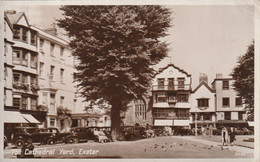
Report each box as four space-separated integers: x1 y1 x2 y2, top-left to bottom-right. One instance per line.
4 4 254 88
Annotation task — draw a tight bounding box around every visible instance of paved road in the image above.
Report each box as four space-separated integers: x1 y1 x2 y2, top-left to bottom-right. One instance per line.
4 136 254 159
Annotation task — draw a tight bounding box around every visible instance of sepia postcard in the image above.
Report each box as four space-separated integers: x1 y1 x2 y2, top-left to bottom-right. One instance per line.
0 0 259 161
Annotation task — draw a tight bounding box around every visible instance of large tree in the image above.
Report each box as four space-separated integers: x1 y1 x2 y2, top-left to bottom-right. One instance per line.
231 41 254 121
58 6 172 140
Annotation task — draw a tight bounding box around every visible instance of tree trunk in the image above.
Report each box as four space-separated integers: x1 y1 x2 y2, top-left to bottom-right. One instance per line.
110 101 122 141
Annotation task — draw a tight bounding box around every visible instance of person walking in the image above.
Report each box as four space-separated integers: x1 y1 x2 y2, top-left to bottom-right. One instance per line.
229 127 236 146
221 127 228 146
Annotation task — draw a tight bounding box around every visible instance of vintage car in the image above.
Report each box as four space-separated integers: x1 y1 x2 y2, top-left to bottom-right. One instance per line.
12 127 70 148
65 127 91 144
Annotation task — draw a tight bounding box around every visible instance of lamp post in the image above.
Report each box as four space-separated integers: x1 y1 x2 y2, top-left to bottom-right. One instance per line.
195 109 198 136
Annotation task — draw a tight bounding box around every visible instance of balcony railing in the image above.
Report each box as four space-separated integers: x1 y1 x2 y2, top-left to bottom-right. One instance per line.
152 84 191 91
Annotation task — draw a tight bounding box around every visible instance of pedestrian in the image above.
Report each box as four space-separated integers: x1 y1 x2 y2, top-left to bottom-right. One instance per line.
201 126 206 137
229 127 236 146
221 127 228 146
209 125 213 137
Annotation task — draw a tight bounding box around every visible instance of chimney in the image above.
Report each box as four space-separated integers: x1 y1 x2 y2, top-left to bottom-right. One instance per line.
216 73 223 79
44 23 57 36
199 73 208 84
5 10 16 14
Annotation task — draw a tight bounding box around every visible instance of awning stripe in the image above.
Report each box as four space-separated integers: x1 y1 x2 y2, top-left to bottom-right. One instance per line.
21 114 40 123
4 111 29 123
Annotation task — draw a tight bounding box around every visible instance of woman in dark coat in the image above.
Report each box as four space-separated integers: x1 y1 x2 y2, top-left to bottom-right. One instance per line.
229 127 236 146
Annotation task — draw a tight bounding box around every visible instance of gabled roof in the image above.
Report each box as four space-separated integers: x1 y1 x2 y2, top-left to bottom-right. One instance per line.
156 63 191 77
193 81 215 93
5 12 30 27
4 13 14 31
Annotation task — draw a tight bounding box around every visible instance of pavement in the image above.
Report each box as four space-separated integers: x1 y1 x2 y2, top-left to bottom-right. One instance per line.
174 135 254 156
3 136 254 159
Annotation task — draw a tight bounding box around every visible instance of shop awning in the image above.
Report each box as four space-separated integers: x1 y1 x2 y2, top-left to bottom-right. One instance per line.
4 111 29 123
21 114 40 123
174 120 190 126
154 119 174 126
217 120 248 124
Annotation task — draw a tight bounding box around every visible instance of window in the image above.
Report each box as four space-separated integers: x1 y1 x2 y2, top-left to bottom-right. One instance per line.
21 74 28 84
176 109 189 118
50 43 55 56
22 97 27 110
203 113 211 120
236 97 242 106
177 94 188 102
13 73 20 83
60 47 64 58
168 78 174 90
50 65 55 81
177 78 185 89
21 51 28 66
30 31 36 46
158 78 165 89
157 94 167 102
135 100 146 120
30 54 37 68
40 39 44 51
50 94 55 112
13 26 21 40
22 28 28 42
60 96 64 107
197 99 209 107
223 80 229 89
50 119 55 127
223 98 230 107
13 50 21 64
31 76 37 85
238 112 243 120
39 62 44 77
13 97 20 107
42 92 48 105
224 112 231 120
60 68 64 83
31 98 37 110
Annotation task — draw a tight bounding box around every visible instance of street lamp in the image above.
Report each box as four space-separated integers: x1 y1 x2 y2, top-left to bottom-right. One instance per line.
195 109 198 136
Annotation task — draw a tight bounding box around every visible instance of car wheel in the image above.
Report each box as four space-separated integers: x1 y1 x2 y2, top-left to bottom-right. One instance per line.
15 139 25 148
47 138 56 145
66 137 74 144
73 137 79 144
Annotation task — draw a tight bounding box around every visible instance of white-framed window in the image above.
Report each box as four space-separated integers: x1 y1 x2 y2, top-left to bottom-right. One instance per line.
235 97 242 106
50 65 55 81
50 94 55 112
39 62 44 77
30 53 37 69
222 80 229 89
60 47 64 58
177 94 188 102
222 97 230 107
31 97 37 110
197 99 209 107
60 68 64 83
31 31 37 46
50 43 55 57
13 97 20 107
177 78 185 89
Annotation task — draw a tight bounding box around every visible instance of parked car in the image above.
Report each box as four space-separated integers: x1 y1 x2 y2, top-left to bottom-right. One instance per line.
174 127 193 136
121 126 146 140
65 127 91 144
12 127 70 148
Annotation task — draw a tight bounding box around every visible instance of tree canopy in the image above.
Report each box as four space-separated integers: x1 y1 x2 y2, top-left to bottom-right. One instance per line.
231 41 254 121
58 5 172 139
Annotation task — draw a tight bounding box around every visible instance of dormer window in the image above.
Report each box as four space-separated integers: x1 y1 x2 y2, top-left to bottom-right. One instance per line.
158 78 165 89
197 98 209 107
